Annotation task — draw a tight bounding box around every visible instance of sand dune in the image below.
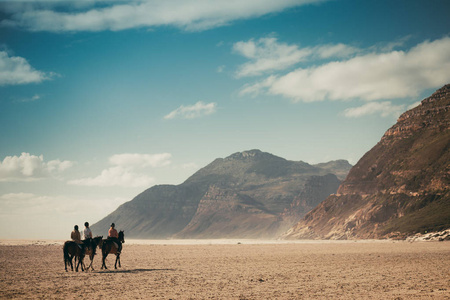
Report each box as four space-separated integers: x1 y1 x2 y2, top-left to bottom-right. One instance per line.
0 240 449 299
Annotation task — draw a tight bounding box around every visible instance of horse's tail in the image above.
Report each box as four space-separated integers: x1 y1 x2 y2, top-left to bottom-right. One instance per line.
63 242 70 269
64 242 71 259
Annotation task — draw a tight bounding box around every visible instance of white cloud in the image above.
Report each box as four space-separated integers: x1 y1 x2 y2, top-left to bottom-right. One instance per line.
14 94 41 103
0 51 51 86
164 101 217 120
0 153 74 182
109 153 172 168
233 37 360 78
240 36 450 102
343 101 406 118
68 166 156 188
233 37 312 77
1 0 325 32
68 153 171 188
315 43 360 59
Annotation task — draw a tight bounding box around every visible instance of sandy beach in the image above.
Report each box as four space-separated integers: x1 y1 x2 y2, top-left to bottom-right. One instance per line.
0 240 449 299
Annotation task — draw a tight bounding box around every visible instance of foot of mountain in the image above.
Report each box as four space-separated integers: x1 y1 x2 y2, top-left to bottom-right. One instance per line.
405 229 450 242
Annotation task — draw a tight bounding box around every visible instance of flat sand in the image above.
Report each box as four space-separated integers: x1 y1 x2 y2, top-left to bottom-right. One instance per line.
0 240 449 299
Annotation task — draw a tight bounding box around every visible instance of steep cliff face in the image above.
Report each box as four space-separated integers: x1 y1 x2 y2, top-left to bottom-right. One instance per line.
92 149 351 239
284 84 450 240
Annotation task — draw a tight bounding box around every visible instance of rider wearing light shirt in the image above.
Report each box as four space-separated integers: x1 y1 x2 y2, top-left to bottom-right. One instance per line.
83 222 92 240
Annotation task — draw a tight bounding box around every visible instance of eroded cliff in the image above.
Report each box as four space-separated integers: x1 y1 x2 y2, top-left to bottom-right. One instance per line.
284 84 450 240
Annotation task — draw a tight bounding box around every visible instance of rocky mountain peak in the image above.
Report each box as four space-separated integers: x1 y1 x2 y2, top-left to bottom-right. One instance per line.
283 84 450 240
383 84 450 142
225 149 284 162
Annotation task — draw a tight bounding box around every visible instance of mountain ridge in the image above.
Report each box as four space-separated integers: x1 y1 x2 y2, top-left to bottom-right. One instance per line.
92 150 352 239
283 84 450 240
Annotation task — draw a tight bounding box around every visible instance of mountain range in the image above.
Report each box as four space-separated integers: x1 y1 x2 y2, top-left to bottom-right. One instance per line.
93 85 449 240
92 150 351 239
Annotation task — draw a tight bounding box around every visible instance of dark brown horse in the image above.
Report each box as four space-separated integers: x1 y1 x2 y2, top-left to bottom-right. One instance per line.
101 230 124 269
63 241 85 272
80 236 103 271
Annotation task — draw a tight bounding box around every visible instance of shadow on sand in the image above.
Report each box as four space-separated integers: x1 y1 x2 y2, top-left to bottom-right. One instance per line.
94 268 176 274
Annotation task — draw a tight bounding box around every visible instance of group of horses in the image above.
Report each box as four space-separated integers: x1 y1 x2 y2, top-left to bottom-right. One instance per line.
63 230 125 271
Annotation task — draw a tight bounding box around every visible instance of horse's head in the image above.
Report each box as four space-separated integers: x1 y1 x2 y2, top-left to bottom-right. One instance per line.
119 230 125 243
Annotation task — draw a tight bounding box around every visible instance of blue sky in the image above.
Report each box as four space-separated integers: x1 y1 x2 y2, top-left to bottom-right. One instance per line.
1 0 449 239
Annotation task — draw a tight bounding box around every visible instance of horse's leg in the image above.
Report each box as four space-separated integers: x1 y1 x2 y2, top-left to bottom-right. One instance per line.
101 251 107 269
81 256 87 271
84 249 90 271
80 256 85 272
64 249 68 272
89 254 94 271
69 255 74 271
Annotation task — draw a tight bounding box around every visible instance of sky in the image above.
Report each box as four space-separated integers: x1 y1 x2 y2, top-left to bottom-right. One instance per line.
1 0 449 239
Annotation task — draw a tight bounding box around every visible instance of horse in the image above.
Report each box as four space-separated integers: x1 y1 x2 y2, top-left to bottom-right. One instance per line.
63 241 85 272
79 236 103 271
101 230 125 270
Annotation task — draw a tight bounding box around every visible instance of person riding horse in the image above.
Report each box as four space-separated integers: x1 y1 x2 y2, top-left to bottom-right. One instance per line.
101 229 124 269
107 223 122 254
64 225 87 272
71 225 82 244
83 222 92 241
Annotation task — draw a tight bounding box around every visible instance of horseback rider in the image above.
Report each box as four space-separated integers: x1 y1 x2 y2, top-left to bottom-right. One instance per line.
108 223 122 253
71 225 82 244
83 222 93 241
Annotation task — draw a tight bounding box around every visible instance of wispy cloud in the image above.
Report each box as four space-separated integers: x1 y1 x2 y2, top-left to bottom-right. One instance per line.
0 0 325 32
109 153 172 168
217 65 226 73
239 36 450 102
68 166 156 188
164 101 217 120
343 101 406 118
233 37 312 78
0 153 74 182
233 37 359 77
68 153 171 188
14 94 41 103
0 51 52 86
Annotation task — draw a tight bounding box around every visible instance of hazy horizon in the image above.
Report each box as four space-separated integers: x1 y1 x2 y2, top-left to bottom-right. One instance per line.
1 0 450 239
